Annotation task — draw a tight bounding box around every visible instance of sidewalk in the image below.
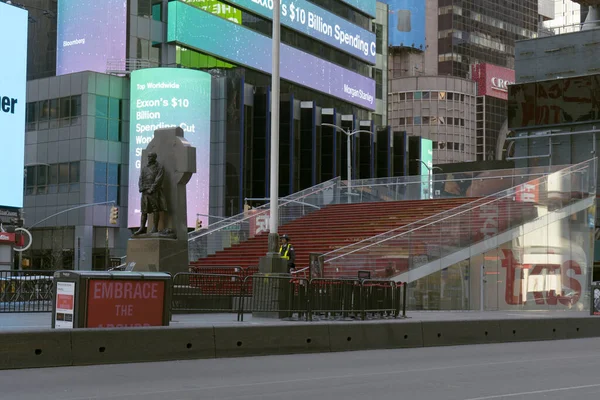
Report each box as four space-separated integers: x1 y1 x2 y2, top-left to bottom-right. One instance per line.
0 310 590 332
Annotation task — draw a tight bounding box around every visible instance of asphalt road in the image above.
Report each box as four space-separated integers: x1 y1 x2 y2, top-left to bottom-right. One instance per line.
3 338 600 399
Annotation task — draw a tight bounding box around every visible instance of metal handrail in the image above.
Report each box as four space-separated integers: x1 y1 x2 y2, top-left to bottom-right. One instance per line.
187 177 340 242
324 159 594 263
349 164 565 187
349 171 563 190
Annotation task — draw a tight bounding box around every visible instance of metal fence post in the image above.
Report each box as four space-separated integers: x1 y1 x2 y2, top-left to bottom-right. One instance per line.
402 282 407 318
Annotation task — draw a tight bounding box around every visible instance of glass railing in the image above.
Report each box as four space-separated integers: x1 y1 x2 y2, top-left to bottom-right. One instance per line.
322 159 597 280
188 177 343 260
346 164 567 203
188 164 572 262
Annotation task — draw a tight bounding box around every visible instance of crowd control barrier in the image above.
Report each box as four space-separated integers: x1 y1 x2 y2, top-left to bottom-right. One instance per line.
171 272 407 321
51 271 172 329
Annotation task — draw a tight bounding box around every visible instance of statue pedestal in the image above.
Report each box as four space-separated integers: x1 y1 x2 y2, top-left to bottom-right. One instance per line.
252 254 291 319
126 238 189 275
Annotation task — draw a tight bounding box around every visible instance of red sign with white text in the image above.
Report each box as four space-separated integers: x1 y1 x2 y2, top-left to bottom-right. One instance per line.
0 232 15 244
86 280 165 328
57 294 74 310
471 63 515 100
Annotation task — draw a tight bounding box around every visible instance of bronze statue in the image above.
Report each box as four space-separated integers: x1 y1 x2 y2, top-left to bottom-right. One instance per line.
134 152 167 235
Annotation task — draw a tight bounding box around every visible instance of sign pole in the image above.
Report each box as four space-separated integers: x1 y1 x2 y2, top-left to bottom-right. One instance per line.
268 0 281 254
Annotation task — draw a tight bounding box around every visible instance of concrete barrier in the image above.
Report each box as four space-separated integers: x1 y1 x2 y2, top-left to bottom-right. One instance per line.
565 317 600 339
0 330 72 370
4 316 600 370
329 321 423 352
71 327 215 366
499 318 567 343
421 320 503 347
214 324 329 358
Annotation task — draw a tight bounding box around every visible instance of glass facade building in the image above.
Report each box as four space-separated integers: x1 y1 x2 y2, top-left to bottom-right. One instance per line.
437 0 540 78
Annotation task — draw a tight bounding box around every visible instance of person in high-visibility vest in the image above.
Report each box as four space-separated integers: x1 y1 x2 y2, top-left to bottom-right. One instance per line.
279 234 296 272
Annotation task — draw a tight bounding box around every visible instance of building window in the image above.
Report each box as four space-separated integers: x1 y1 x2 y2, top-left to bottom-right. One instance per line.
25 162 79 195
373 22 383 54
372 68 383 99
26 95 81 131
94 162 120 204
95 95 122 141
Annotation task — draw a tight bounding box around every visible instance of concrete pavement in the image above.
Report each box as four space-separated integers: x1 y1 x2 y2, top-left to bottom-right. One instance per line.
0 310 591 331
1 337 599 399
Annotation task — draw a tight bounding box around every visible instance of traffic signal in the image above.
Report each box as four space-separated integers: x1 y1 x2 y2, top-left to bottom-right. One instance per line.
195 218 202 231
109 206 119 225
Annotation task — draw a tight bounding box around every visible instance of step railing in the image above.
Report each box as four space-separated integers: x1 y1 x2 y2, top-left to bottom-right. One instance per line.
188 177 343 260
321 159 597 278
188 164 571 262
347 164 566 203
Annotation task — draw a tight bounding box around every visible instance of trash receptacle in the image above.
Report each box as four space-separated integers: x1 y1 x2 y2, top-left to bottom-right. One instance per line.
52 271 172 329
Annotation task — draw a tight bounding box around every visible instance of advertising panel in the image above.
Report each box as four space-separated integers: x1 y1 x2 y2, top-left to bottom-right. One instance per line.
54 282 75 329
0 3 27 209
386 0 425 51
471 63 515 101
168 1 375 110
419 138 433 199
128 68 211 228
211 0 376 63
508 75 600 129
56 0 127 75
86 280 165 328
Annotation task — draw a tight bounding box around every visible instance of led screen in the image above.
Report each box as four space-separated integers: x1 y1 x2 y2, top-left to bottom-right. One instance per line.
56 0 127 75
0 3 27 208
336 0 376 17
168 1 375 110
420 138 432 200
386 0 425 51
215 0 376 63
128 68 211 228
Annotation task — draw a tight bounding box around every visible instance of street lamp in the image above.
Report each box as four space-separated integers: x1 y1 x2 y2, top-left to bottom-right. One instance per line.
321 123 375 201
415 159 443 199
267 0 281 254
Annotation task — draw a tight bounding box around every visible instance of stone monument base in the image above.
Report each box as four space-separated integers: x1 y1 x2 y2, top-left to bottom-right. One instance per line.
252 254 291 319
258 253 288 274
127 238 189 275
251 272 292 319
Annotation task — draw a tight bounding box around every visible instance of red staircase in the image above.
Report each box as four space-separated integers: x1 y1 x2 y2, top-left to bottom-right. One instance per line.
190 198 477 273
322 198 539 279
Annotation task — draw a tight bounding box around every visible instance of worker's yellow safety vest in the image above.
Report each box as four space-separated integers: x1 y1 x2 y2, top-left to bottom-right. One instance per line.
280 245 291 260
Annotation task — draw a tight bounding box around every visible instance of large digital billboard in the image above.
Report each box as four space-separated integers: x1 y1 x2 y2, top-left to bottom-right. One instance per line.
168 1 375 110
419 138 433 200
128 68 211 228
0 3 27 208
508 75 600 129
213 0 376 63
56 0 127 75
385 0 426 51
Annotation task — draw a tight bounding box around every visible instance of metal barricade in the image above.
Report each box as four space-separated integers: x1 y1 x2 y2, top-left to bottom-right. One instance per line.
308 278 362 320
171 273 244 313
171 272 408 322
238 275 309 321
0 270 54 313
360 279 404 320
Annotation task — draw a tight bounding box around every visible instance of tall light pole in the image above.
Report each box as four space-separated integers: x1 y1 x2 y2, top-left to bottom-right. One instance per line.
268 0 281 254
321 123 374 201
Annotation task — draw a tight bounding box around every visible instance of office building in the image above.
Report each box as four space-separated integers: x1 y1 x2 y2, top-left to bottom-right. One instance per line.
387 0 555 163
507 3 600 275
